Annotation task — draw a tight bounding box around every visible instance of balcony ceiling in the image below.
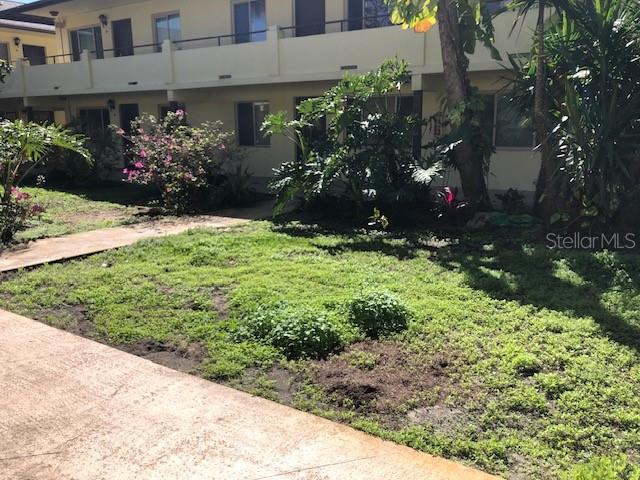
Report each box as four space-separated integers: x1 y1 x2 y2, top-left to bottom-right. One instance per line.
0 0 73 25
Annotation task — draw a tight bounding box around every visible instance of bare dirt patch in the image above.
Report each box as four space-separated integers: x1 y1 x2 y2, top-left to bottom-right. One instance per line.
120 339 206 374
311 341 451 422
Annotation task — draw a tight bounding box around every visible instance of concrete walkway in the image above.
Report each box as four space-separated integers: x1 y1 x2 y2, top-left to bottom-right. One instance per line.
0 310 497 480
0 201 274 273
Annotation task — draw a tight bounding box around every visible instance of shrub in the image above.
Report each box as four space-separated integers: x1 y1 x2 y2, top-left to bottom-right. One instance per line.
0 119 88 243
120 111 245 214
562 455 640 480
237 303 345 360
263 60 441 216
0 188 44 244
347 291 411 339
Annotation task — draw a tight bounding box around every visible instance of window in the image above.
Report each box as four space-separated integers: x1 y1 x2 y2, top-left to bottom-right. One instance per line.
237 102 270 146
0 43 9 63
70 27 103 61
480 94 534 148
32 111 54 124
365 96 413 117
0 111 17 120
233 0 267 44
154 12 182 50
22 45 46 66
348 0 392 31
79 108 110 135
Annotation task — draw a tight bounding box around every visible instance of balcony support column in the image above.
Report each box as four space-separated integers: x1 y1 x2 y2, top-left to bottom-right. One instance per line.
24 106 34 122
411 74 424 161
267 25 280 76
162 40 176 85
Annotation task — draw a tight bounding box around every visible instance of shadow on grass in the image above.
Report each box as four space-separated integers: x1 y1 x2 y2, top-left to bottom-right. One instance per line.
275 217 640 352
38 182 155 207
433 241 640 352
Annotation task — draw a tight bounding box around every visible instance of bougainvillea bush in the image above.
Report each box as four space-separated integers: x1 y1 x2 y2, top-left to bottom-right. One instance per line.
0 188 44 244
120 111 245 214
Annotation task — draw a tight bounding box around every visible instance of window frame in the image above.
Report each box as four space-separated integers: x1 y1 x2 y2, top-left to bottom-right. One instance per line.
482 92 535 151
78 107 111 135
346 0 393 31
0 42 10 64
236 100 271 147
231 0 267 44
152 11 182 51
69 24 103 61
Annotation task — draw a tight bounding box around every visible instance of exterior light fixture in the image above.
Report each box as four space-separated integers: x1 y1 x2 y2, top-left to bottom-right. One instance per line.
99 14 108 27
49 11 59 17
13 37 21 47
107 99 116 110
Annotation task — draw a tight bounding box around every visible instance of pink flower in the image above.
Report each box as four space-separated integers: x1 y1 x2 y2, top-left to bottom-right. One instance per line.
219 144 226 151
176 109 185 118
134 161 144 169
139 149 148 158
123 168 129 174
115 128 125 136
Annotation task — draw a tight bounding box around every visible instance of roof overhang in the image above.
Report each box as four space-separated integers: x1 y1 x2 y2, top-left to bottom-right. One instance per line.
0 0 73 26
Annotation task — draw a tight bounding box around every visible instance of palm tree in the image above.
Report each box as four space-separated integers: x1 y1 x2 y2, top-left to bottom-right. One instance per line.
0 120 90 203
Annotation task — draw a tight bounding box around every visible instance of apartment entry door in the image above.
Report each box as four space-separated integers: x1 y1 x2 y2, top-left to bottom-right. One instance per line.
112 19 134 57
295 0 325 37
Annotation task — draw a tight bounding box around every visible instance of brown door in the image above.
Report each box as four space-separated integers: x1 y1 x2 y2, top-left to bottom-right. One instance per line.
295 0 325 37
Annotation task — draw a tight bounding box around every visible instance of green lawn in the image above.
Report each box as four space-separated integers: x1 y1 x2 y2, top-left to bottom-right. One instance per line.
14 186 151 243
1 221 639 479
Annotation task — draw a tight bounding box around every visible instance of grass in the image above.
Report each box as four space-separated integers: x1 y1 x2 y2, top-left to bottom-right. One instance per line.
1 221 639 479
13 185 150 243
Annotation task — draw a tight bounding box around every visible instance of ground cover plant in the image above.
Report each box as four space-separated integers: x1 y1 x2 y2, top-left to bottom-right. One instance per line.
1 222 639 478
7 185 151 244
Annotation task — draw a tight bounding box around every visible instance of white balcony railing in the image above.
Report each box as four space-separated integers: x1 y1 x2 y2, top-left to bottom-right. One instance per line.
0 12 535 99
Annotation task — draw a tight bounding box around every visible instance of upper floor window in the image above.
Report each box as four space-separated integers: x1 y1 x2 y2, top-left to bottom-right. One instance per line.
0 43 9 63
348 0 392 31
70 26 103 61
23 45 46 66
154 12 182 49
233 0 267 44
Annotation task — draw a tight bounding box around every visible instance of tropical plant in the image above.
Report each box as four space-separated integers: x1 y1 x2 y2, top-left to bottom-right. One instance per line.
120 110 245 213
263 59 440 215
435 185 469 223
0 119 89 243
237 303 347 360
508 0 569 224
511 0 640 228
347 290 411 339
495 188 527 214
384 0 499 209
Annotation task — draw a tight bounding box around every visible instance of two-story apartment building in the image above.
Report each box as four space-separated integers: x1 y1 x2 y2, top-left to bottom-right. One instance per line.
0 0 541 195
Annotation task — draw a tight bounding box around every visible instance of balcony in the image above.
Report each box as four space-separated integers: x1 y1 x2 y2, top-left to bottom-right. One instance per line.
0 12 534 99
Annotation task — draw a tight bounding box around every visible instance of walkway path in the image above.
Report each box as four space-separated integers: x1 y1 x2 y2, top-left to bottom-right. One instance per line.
0 310 497 480
0 202 274 273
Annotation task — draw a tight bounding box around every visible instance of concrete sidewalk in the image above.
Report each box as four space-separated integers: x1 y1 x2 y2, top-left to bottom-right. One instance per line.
0 310 497 480
0 201 274 273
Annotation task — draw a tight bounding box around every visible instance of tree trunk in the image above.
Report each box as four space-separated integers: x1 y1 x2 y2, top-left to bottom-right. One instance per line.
437 0 492 210
532 0 557 226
